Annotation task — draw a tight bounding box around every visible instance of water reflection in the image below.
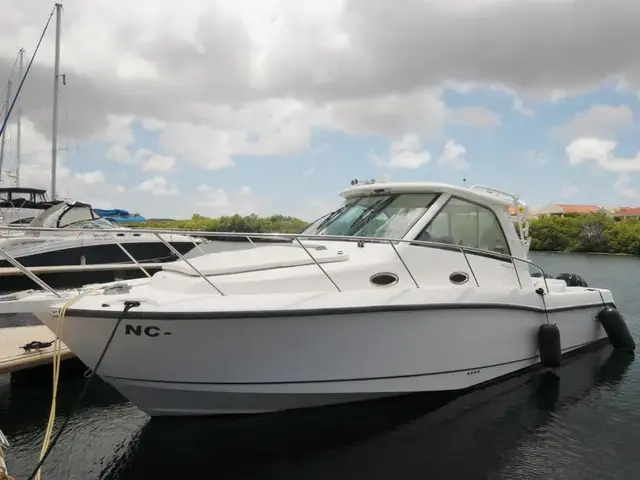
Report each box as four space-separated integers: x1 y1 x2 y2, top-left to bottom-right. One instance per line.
101 346 634 480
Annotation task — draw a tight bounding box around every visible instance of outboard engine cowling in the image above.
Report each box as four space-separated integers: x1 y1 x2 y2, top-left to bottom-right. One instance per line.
556 273 588 287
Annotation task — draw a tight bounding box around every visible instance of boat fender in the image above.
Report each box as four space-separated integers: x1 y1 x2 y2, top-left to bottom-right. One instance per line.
556 273 588 287
538 323 561 368
596 307 636 352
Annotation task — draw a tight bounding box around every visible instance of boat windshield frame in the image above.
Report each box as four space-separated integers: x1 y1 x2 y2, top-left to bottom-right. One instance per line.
62 217 118 230
302 192 441 239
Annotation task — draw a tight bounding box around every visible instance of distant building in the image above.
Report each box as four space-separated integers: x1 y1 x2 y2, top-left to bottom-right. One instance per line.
609 207 640 221
531 204 640 221
534 204 606 218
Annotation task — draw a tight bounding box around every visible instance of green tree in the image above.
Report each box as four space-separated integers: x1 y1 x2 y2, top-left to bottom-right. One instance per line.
128 213 309 236
529 213 640 255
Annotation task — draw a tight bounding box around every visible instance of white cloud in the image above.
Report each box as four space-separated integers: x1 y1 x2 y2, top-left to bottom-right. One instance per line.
106 144 135 165
75 170 105 184
377 134 431 169
523 149 548 166
566 138 640 173
90 115 135 145
511 97 534 116
140 154 177 173
561 182 579 199
614 174 637 199
194 184 263 216
438 140 469 170
136 176 179 196
448 107 502 127
553 105 634 142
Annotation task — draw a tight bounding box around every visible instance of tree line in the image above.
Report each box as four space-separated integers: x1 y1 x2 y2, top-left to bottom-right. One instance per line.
133 212 640 255
137 214 310 235
528 213 640 255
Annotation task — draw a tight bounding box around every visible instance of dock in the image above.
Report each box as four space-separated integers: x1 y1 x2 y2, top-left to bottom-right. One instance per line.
0 325 72 375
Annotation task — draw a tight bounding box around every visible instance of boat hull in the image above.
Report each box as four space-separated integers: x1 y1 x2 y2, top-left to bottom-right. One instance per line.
36 301 609 417
0 241 196 293
0 240 196 268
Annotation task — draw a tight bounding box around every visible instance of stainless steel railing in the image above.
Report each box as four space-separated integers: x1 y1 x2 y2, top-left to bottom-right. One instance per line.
0 224 551 296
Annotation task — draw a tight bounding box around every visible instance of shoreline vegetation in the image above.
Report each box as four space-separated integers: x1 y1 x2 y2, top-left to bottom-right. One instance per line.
132 212 640 256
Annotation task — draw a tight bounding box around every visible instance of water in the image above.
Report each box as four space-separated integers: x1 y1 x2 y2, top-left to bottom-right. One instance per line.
1 252 639 480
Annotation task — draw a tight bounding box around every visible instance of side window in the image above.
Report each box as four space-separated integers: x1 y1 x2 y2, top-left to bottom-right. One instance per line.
418 197 510 254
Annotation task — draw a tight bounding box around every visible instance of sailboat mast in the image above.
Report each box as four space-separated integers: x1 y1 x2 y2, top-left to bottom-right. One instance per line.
16 48 24 187
50 2 62 200
0 79 12 185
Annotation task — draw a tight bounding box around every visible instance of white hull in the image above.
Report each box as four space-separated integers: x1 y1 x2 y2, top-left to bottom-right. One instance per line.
9 181 632 418
36 287 609 416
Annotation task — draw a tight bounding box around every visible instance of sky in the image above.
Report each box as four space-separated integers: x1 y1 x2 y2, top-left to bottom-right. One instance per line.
1 0 640 220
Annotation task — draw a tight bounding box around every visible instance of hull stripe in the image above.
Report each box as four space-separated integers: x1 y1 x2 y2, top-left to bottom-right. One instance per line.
64 301 614 320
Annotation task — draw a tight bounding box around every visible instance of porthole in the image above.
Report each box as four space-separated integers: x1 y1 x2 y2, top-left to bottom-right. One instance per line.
449 271 469 285
370 272 399 287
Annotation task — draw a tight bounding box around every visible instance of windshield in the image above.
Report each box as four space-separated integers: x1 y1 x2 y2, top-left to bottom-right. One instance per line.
63 218 117 229
303 193 439 239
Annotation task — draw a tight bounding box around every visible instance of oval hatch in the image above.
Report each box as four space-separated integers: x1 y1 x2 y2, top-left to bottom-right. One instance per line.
449 271 469 285
370 272 399 287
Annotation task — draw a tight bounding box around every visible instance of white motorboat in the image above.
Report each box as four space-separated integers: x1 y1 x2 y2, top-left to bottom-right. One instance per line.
3 180 635 417
0 199 204 293
0 187 52 226
0 199 202 266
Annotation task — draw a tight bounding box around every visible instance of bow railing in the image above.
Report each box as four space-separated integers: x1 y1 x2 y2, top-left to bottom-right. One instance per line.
0 224 551 297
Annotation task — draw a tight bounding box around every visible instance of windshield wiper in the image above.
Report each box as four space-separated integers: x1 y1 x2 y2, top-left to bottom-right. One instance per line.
346 195 394 236
313 202 354 233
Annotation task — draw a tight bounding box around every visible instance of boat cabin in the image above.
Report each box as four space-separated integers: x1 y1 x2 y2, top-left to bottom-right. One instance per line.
0 187 48 208
25 200 119 235
304 181 529 259
298 180 533 290
0 187 52 226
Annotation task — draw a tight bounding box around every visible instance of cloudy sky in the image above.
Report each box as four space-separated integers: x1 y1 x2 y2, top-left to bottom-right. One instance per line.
1 0 640 220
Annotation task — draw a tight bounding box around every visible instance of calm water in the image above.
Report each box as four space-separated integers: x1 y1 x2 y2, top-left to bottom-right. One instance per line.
1 252 639 479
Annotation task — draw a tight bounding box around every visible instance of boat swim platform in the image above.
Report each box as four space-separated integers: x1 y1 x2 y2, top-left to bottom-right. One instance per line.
0 325 72 375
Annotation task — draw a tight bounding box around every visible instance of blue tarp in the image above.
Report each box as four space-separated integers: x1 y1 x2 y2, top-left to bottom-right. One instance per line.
94 208 130 217
107 214 147 223
95 208 147 223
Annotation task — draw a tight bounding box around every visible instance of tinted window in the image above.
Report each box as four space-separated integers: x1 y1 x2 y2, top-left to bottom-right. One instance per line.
304 193 439 239
417 197 510 254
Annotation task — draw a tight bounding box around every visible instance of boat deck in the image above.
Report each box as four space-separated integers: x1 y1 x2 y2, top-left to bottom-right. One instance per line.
0 325 71 375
